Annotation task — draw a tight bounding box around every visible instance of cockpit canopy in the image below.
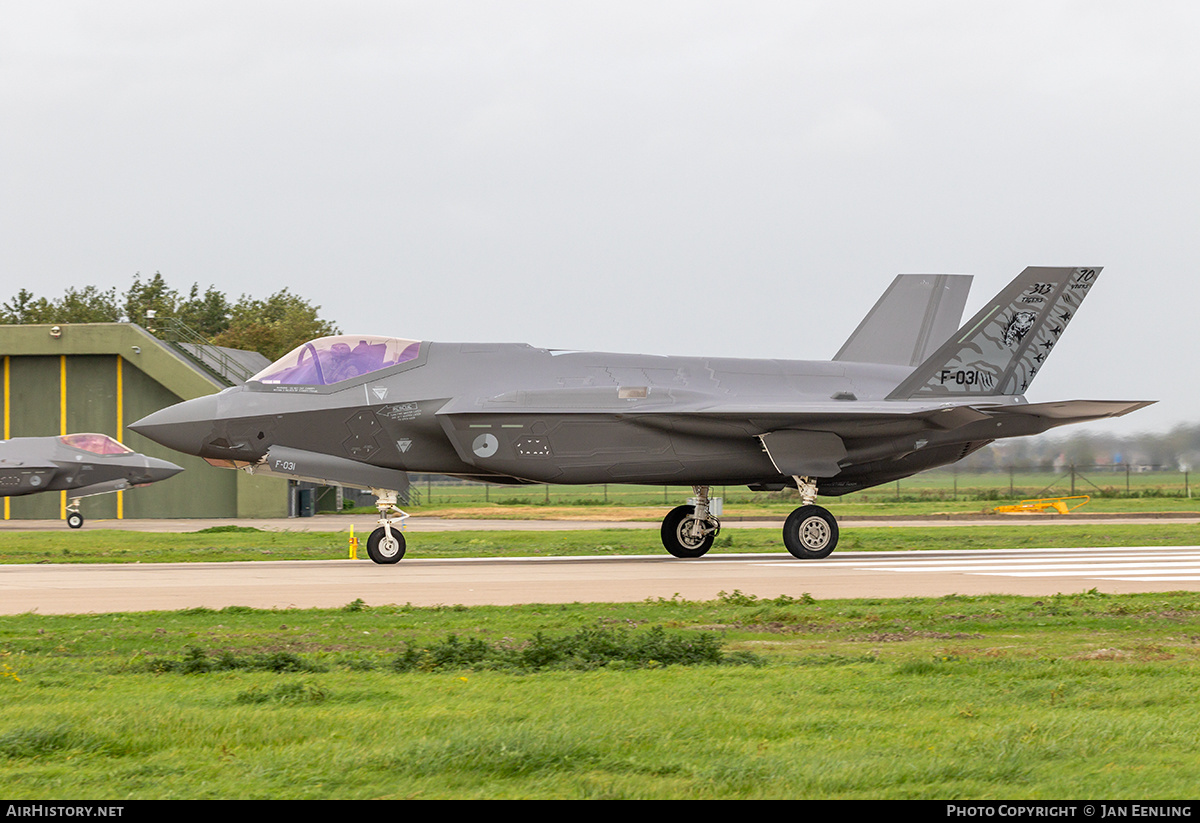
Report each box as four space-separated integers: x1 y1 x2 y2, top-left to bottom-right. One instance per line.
59 433 134 455
250 335 422 386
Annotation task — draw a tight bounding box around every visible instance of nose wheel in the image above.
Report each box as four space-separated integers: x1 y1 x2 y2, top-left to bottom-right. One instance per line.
366 488 408 564
66 499 84 529
367 526 406 563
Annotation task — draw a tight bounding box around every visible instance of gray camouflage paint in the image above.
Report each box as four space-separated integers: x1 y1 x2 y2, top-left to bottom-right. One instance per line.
890 267 1100 397
0 436 182 500
130 268 1150 498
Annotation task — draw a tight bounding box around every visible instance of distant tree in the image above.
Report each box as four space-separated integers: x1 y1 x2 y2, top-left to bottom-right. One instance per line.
1 274 338 361
175 284 231 338
55 286 122 323
961 423 1200 472
0 286 119 324
0 289 54 324
123 272 179 327
212 289 340 361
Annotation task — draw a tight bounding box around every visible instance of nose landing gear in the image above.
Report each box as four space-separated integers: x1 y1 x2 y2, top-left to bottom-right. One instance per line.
66 498 84 530
366 488 408 564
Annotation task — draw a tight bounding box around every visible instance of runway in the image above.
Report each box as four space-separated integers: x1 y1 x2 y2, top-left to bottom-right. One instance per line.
3 545 1199 615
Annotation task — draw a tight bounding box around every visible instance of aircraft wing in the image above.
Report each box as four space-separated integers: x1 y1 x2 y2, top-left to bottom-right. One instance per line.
435 394 1152 481
439 388 981 418
652 398 1155 424
742 399 1151 479
438 389 1151 433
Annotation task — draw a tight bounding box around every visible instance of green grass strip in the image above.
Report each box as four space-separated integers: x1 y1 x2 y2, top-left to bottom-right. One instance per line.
0 522 1195 564
3 591 1200 798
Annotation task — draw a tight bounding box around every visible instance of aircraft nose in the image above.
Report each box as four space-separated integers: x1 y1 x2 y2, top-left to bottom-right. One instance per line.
145 456 184 483
134 456 185 486
128 395 220 457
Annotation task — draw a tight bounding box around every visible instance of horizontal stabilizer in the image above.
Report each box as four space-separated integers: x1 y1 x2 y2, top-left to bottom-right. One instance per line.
835 274 972 367
991 399 1155 423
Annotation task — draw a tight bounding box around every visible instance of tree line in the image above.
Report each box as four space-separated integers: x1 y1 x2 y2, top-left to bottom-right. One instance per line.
0 273 339 361
962 422 1200 472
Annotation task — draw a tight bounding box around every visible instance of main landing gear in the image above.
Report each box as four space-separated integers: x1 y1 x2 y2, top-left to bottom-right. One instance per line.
660 485 721 558
366 488 408 564
781 475 839 559
657 476 840 560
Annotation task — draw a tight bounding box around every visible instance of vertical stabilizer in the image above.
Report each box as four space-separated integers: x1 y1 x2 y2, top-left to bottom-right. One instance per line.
834 274 972 367
886 266 1101 399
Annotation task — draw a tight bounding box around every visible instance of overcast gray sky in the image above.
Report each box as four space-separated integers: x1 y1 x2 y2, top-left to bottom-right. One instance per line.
2 1 1196 435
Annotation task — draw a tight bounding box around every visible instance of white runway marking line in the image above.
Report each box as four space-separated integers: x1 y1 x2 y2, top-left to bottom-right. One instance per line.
848 546 1200 581
739 551 1200 583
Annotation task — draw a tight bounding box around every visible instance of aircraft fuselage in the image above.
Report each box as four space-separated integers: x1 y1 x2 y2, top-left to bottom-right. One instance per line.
129 266 1152 562
133 343 1058 495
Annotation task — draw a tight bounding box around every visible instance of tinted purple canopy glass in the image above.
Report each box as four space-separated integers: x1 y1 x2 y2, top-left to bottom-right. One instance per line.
251 336 422 386
60 434 134 455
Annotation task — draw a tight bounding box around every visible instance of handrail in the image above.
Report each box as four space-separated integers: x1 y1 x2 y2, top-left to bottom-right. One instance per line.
156 318 256 384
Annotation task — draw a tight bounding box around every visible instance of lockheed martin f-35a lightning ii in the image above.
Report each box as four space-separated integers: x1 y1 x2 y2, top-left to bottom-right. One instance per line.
0 433 182 528
130 266 1151 563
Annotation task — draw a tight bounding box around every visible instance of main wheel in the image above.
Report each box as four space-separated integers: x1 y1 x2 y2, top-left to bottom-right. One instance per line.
366 526 406 564
660 504 718 558
66 512 84 529
782 505 839 559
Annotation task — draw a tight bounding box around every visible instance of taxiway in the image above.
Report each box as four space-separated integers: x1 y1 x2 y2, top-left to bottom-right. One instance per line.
3 545 1199 615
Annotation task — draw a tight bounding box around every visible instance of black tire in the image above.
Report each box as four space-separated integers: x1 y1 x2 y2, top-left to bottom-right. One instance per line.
782 505 839 559
660 504 718 559
66 512 84 530
366 526 406 564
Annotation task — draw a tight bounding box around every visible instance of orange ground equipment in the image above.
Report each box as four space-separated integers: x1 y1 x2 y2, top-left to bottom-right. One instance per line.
993 495 1090 514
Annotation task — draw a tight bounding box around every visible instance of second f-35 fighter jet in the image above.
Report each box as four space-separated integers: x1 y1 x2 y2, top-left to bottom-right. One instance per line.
0 433 183 528
130 266 1151 563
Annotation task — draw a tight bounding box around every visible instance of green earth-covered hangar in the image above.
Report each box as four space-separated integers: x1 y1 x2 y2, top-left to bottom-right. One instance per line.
1 323 285 521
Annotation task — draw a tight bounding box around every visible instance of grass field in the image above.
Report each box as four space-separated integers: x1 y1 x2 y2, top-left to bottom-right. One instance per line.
3 511 1198 798
401 467 1198 513
3 591 1200 799
0 522 1197 564
374 472 1200 523
394 498 1200 522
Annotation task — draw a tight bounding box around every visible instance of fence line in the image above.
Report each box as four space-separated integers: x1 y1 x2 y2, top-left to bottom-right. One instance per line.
403 465 1192 506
